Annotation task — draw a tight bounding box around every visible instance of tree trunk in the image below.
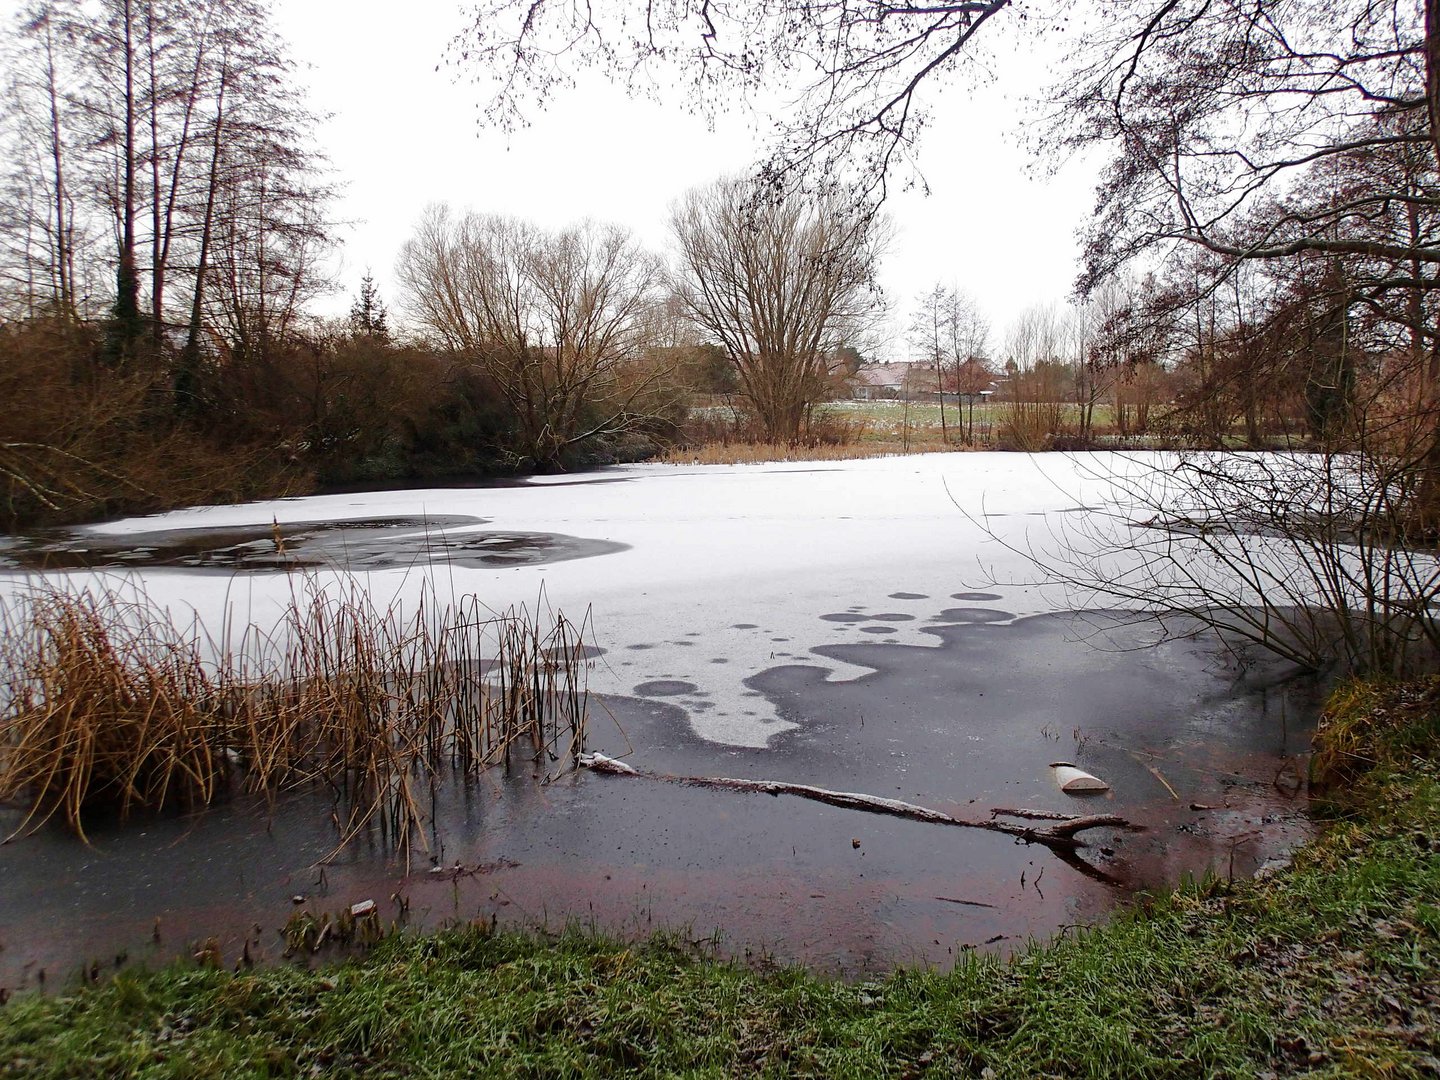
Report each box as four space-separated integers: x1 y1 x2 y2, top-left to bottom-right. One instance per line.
178 55 227 414
106 0 142 366
40 14 75 319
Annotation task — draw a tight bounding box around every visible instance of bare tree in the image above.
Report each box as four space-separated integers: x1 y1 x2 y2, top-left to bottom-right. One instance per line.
909 285 952 440
670 177 888 443
2 1 333 380
448 0 1012 203
0 3 89 321
910 283 990 442
1070 281 1138 444
996 304 1071 449
1005 303 1065 374
1054 0 1437 275
397 205 667 469
1048 0 1440 443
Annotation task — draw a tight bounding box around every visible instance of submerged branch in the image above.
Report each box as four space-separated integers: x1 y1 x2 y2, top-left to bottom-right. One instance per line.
578 753 1143 858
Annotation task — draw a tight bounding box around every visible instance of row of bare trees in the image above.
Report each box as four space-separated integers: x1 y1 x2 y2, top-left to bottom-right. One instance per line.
0 1 346 526
395 179 889 458
0 0 332 377
897 282 1175 450
906 285 992 442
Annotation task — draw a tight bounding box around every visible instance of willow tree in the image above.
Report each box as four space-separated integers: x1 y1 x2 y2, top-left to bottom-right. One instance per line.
670 178 886 443
396 205 665 469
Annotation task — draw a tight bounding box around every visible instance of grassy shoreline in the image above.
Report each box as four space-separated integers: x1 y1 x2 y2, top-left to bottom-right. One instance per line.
2 680 1438 1078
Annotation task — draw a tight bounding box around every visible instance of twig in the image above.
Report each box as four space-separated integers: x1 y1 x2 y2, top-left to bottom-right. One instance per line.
1143 763 1180 800
935 895 996 908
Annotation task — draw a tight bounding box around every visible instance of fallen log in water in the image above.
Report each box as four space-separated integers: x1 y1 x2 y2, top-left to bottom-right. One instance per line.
578 753 1143 856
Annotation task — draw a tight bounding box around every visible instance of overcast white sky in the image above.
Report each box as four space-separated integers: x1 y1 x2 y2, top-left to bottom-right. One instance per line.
268 1 1101 357
7 1 1100 358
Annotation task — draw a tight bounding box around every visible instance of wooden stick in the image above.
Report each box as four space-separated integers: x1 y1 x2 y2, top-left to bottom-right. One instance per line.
1128 753 1181 800
579 753 1143 854
991 806 1074 821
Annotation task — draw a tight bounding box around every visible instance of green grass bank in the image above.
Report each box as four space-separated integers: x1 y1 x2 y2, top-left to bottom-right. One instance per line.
2 679 1438 1078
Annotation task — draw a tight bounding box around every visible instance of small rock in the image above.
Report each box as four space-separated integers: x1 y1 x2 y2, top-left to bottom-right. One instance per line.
290 895 306 905
349 899 377 918
852 838 861 849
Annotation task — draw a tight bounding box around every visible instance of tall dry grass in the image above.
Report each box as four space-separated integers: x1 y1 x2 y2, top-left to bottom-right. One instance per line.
0 578 590 851
656 441 955 465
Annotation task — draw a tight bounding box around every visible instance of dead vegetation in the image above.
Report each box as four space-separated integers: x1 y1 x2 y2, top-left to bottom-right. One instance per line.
0 578 590 852
656 440 954 465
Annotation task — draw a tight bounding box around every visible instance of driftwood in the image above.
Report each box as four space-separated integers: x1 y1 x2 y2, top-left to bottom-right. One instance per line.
578 753 1143 856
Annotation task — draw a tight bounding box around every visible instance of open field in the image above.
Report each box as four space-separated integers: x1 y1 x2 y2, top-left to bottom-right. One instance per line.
821 399 1009 445
819 400 1122 445
664 401 1122 463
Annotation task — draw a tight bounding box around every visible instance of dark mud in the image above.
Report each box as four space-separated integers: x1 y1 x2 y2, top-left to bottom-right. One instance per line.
0 517 628 573
0 611 1319 985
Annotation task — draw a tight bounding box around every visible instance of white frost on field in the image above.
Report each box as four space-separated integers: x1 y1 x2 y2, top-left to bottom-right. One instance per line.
2 453 1178 747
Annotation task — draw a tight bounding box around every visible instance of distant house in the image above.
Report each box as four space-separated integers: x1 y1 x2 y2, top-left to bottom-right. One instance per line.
850 362 940 401
851 364 902 400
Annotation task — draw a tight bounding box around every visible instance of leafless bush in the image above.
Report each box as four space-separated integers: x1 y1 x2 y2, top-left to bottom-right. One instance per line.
995 400 1066 452
981 448 1440 676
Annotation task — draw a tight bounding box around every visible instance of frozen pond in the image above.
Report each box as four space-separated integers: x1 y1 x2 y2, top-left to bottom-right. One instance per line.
1 453 1165 747
0 453 1320 980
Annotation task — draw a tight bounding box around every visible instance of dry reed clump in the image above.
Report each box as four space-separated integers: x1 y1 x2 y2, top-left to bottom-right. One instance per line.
0 588 225 840
0 578 591 850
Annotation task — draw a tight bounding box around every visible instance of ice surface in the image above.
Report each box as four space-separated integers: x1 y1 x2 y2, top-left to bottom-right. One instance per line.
0 452 1194 747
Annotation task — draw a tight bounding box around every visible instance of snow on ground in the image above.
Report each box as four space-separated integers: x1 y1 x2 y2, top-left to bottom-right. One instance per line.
3 453 1167 747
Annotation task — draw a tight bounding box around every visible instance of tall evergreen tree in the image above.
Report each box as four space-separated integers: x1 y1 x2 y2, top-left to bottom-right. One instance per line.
348 271 389 340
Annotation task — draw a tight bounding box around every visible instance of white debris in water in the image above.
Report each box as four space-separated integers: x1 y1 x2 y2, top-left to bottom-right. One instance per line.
578 752 637 774
1050 762 1111 793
